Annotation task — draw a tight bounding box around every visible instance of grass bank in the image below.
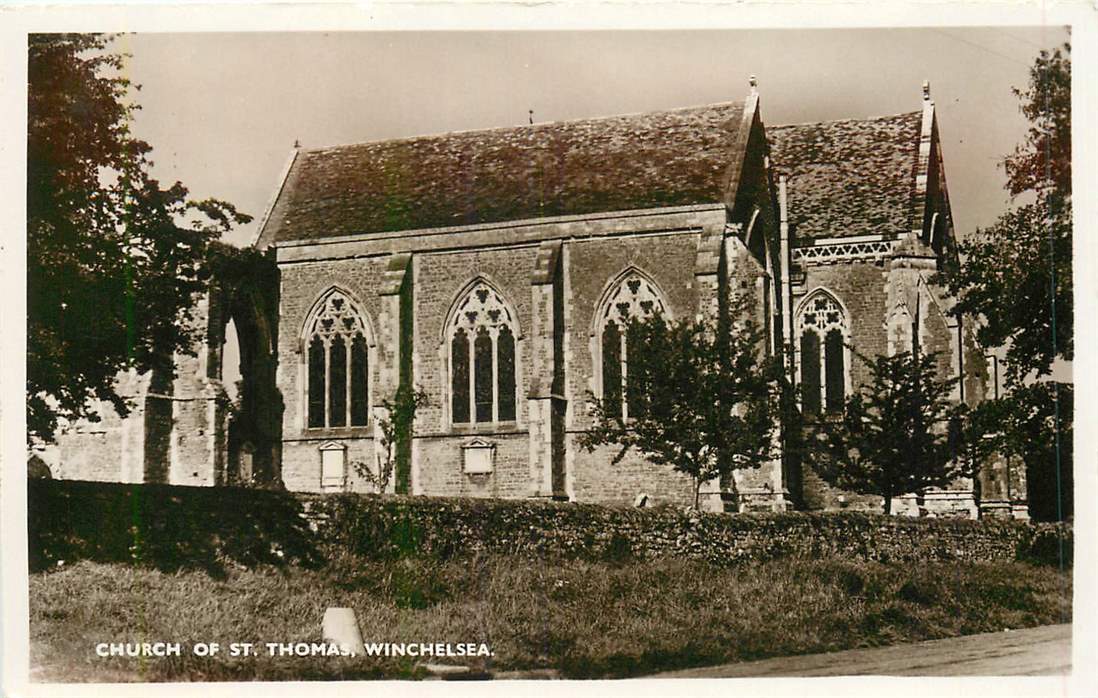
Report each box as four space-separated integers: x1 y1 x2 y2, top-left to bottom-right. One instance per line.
30 555 1071 681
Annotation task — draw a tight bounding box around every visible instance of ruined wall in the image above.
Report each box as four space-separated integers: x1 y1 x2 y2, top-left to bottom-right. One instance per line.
51 370 149 484
46 242 288 489
52 297 227 487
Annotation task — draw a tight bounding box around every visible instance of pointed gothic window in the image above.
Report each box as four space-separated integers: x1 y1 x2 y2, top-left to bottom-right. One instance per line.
304 289 372 429
796 291 848 416
447 281 519 425
597 272 667 420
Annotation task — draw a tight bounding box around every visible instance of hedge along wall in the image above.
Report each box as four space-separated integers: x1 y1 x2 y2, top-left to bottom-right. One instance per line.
27 480 1071 574
301 493 1072 568
27 479 324 574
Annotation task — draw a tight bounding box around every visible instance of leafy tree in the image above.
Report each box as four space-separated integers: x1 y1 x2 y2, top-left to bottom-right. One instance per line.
353 385 430 494
939 43 1072 520
944 204 1071 387
808 351 963 515
28 34 251 442
579 297 784 510
961 382 1072 521
1004 44 1071 202
943 43 1071 385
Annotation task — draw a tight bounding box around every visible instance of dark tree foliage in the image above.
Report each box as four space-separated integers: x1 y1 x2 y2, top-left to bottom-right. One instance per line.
1004 44 1071 201
943 43 1071 385
808 351 964 515
962 382 1073 522
938 44 1072 521
579 295 785 509
946 203 1072 386
28 34 251 442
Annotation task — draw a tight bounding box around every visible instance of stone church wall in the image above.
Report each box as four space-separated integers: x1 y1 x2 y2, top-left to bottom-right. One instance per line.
277 256 387 492
414 433 532 498
796 258 895 512
413 246 537 430
410 245 539 498
563 229 707 506
793 250 990 517
797 260 889 390
270 206 761 507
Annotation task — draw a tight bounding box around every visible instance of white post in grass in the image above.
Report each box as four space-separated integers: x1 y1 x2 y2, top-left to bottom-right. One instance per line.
323 607 365 656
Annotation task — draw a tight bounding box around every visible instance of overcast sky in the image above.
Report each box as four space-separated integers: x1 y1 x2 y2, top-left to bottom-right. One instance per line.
117 28 1069 248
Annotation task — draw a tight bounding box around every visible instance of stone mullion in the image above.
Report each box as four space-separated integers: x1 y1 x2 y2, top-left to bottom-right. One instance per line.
490 326 500 424
818 329 827 410
619 327 628 421
302 338 311 431
467 329 476 423
344 332 352 428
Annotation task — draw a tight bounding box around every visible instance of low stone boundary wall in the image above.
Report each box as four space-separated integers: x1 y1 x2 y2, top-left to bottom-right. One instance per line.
27 480 1071 573
301 493 1071 567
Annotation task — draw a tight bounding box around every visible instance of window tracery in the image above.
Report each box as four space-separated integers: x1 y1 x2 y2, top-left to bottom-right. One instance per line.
304 289 371 429
448 281 518 425
796 291 847 415
597 273 667 420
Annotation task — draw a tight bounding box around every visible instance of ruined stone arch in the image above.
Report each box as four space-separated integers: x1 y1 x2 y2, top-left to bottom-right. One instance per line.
205 248 282 488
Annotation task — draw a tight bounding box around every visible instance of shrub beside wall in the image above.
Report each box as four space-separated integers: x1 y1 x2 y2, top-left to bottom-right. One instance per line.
27 480 1072 573
27 479 322 573
302 493 1072 568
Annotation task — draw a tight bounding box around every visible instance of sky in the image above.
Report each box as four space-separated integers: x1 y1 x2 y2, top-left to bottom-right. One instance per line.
116 28 1070 248
113 28 1071 392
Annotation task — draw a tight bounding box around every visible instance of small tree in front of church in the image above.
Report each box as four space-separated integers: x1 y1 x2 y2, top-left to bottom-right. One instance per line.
579 296 784 510
353 385 429 493
806 350 965 515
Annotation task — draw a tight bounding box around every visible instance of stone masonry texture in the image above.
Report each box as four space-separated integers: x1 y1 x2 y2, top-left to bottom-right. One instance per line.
48 93 1016 520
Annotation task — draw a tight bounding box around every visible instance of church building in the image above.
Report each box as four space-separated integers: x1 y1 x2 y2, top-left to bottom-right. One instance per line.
48 80 1027 518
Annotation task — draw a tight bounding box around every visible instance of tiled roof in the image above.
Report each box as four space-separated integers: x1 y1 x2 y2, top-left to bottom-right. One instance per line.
258 102 746 245
767 111 923 240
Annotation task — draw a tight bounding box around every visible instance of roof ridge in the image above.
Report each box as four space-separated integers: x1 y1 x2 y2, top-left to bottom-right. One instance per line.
769 110 922 130
301 100 744 155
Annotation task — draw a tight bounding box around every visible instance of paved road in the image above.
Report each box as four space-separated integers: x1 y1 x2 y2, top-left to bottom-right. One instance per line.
654 624 1072 678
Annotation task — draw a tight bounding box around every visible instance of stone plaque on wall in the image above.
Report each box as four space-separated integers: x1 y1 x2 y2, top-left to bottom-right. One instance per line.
319 441 346 490
462 438 495 474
